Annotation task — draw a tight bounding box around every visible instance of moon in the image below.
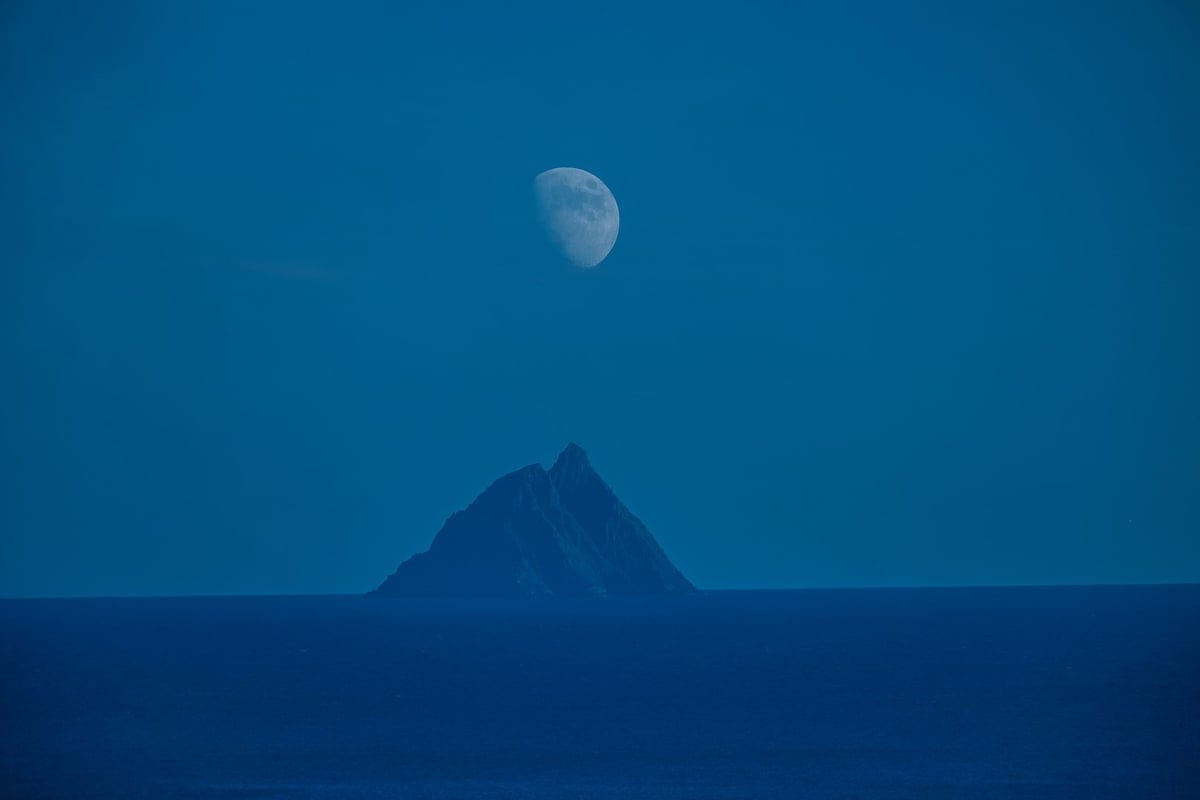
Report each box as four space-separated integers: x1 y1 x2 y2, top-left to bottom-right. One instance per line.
534 167 619 269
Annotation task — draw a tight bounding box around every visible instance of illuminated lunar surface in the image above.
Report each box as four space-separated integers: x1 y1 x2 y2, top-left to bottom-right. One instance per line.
534 167 619 268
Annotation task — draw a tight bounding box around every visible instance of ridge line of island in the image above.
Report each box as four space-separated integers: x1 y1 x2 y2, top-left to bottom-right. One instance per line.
370 443 696 597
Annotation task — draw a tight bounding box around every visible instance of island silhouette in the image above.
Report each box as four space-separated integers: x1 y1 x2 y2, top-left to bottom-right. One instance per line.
370 443 695 596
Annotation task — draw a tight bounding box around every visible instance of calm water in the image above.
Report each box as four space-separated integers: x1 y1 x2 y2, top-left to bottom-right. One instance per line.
1 587 1197 799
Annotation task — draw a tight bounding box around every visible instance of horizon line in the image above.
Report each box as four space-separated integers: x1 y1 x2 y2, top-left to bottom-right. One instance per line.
2 580 1198 602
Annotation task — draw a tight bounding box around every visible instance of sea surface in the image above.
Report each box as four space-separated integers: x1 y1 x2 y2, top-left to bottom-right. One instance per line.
1 586 1197 799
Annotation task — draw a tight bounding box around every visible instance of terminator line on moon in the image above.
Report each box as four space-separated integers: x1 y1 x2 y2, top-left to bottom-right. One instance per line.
534 167 620 268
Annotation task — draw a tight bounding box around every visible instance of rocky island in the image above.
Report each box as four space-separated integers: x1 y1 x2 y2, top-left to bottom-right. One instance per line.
370 444 695 596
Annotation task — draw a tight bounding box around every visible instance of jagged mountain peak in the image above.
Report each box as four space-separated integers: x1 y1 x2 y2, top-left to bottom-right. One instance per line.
371 445 694 597
554 441 590 465
549 442 609 489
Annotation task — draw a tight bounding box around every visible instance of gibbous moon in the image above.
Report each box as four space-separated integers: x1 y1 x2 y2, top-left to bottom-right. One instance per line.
534 167 619 269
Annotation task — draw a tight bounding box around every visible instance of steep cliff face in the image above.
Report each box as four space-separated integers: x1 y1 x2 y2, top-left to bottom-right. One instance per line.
371 444 695 597
548 443 695 594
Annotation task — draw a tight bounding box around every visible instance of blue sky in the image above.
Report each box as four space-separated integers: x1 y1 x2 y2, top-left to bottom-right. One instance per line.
2 0 1198 596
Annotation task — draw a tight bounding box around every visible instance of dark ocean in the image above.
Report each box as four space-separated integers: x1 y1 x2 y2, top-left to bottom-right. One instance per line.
1 586 1197 799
